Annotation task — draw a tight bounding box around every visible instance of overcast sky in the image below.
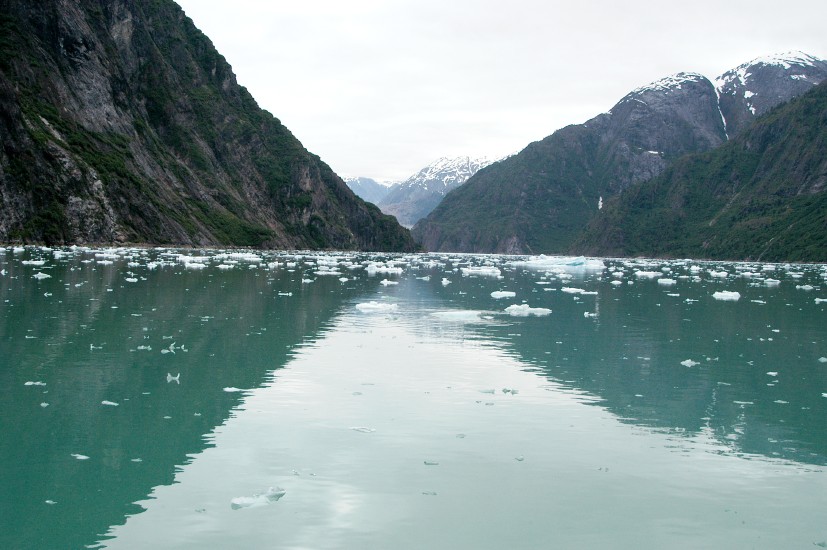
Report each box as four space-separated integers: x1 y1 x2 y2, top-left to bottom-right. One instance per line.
175 0 825 182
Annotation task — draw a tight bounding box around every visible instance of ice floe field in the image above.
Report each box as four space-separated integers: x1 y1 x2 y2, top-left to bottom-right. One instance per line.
2 246 827 549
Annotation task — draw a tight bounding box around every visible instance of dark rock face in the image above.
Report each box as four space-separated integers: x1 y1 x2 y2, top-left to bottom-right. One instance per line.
716 52 827 137
413 53 827 255
574 81 827 262
413 73 727 253
0 0 416 251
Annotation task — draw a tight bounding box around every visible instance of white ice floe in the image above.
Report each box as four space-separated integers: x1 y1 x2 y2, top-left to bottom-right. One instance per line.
461 266 501 277
818 357 827 363
431 310 484 322
796 285 815 291
491 291 516 299
712 291 741 301
504 304 552 317
124 277 138 282
32 272 51 280
441 278 451 286
24 381 47 386
166 372 180 384
379 279 398 286
708 270 729 278
71 454 90 460
101 400 119 406
634 271 661 279
657 278 676 286
355 301 398 313
230 487 286 510
681 359 699 367
815 298 827 304
766 372 778 377
561 287 586 294
513 255 604 271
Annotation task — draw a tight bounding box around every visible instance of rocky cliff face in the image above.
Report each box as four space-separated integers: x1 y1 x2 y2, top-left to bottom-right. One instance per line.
413 73 727 253
716 51 827 137
412 53 826 254
378 156 492 228
574 81 827 262
0 0 415 251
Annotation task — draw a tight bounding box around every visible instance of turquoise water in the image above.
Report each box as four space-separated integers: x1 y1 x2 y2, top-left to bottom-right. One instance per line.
2 247 826 548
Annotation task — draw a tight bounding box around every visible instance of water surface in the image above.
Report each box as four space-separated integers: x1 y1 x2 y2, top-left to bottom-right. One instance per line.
2 248 826 548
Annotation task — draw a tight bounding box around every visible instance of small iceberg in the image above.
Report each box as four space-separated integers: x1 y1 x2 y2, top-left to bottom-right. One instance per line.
230 487 286 510
355 301 398 313
504 304 551 317
712 291 741 301
490 291 516 299
681 359 699 367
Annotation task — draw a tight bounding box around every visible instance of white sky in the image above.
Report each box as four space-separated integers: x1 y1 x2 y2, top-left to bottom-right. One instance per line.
174 0 826 182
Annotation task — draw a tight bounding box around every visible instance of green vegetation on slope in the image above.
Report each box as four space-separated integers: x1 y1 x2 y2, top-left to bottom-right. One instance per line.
573 82 827 262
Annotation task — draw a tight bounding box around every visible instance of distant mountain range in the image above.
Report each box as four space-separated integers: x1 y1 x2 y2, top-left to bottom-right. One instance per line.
412 51 827 260
0 0 415 251
345 156 493 228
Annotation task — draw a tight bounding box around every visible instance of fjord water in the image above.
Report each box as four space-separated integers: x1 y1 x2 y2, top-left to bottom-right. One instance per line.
2 248 826 549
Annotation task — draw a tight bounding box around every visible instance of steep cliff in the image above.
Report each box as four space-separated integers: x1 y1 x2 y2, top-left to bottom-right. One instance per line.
413 73 727 253
0 0 415 251
573 81 827 262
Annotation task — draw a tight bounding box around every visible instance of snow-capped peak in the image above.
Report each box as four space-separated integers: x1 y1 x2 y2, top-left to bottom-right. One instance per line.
401 156 494 191
714 50 824 90
628 72 708 96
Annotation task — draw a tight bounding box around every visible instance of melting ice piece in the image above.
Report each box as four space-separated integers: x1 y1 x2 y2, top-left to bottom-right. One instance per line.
431 310 484 322
561 287 586 294
32 272 51 280
460 266 501 277
124 277 138 283
71 454 90 460
491 291 516 299
355 301 398 313
441 278 451 286
379 279 398 286
712 291 741 301
166 373 180 384
504 304 552 317
818 357 827 363
815 298 827 304
101 400 119 406
766 372 778 377
657 278 676 286
230 487 286 510
223 387 245 393
24 381 47 386
681 359 699 367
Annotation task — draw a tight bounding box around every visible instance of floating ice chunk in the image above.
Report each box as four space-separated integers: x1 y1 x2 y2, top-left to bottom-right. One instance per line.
71 454 90 460
432 310 484 322
22 259 46 266
583 311 597 318
124 277 138 283
561 287 586 294
504 304 552 317
657 278 676 286
167 372 180 384
491 291 516 299
216 264 233 270
818 357 827 363
764 279 781 286
32 272 51 280
45 500 57 505
766 372 778 377
712 291 741 301
24 381 47 386
751 299 766 304
101 400 119 406
610 280 623 286
184 262 207 270
681 359 699 367
356 301 398 313
40 402 49 408
441 278 451 286
513 255 604 271
338 277 349 283
815 298 827 304
350 426 375 433
708 270 729 278
461 266 501 277
796 285 815 291
379 279 398 286
230 487 286 510
634 271 660 279
223 387 245 393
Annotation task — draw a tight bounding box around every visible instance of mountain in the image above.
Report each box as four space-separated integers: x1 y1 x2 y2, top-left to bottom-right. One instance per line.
573 81 827 262
378 156 493 228
0 0 415 251
716 51 827 136
412 52 827 255
344 177 393 205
